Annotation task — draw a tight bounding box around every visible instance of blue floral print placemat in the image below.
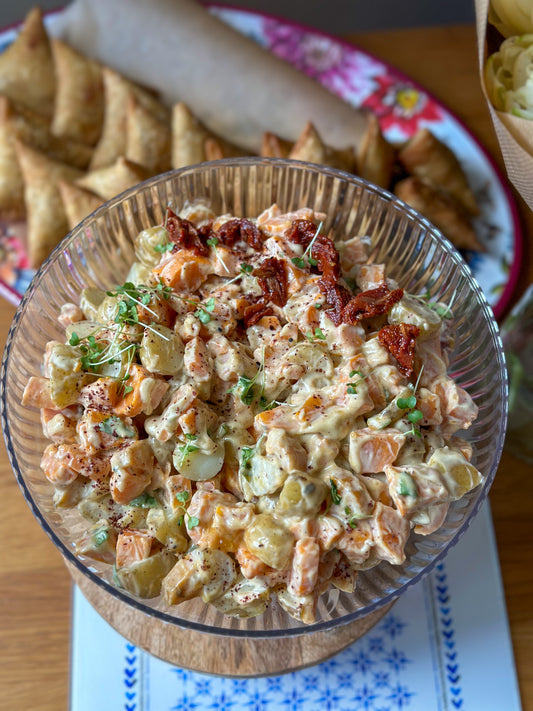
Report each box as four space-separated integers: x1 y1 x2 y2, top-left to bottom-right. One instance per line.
70 503 522 711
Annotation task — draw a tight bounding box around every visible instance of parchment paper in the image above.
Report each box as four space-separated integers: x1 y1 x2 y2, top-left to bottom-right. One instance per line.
50 0 369 152
475 0 533 210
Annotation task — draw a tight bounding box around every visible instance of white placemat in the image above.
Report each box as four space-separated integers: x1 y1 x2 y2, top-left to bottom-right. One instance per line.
70 502 522 711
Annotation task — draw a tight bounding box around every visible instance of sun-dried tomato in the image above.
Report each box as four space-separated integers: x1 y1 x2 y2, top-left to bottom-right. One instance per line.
311 234 340 281
165 209 209 256
243 298 274 327
285 219 319 247
342 284 404 323
216 218 263 251
253 257 288 307
317 277 352 326
198 222 215 240
378 322 420 377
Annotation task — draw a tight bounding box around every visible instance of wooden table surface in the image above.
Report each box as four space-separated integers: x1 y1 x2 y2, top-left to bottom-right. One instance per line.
1 22 532 711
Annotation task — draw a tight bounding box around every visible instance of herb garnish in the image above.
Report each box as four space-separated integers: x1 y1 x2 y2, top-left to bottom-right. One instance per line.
176 434 199 465
178 512 200 529
398 472 418 498
290 221 323 270
194 297 216 324
231 348 266 406
99 415 136 438
346 369 366 395
129 493 159 508
240 446 255 478
224 262 254 286
154 242 174 253
92 527 109 547
329 479 342 505
306 327 326 342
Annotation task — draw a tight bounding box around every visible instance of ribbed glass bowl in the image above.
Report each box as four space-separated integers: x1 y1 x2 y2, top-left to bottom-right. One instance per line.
1 158 507 638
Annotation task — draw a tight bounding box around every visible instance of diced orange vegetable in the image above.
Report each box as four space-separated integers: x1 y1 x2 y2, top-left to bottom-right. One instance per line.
79 377 120 411
41 443 78 486
109 440 153 505
116 530 154 568
22 376 56 409
236 543 273 579
289 537 320 596
349 429 404 474
113 364 152 417
153 250 211 291
371 503 410 565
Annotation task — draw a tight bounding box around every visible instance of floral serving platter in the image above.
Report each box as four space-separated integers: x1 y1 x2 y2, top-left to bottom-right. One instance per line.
0 6 522 319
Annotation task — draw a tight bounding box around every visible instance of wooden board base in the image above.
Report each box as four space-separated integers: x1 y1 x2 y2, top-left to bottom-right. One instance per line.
68 562 395 677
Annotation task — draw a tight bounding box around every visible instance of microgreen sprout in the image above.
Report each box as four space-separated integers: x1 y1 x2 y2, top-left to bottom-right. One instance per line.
107 282 158 322
194 297 216 324
105 282 172 340
175 491 196 526
397 395 417 410
178 511 200 529
346 369 366 395
78 335 105 372
177 434 199 465
154 242 174 254
291 221 323 270
224 262 254 286
206 236 231 274
306 327 326 342
343 505 359 529
231 347 266 406
416 288 455 320
234 375 258 405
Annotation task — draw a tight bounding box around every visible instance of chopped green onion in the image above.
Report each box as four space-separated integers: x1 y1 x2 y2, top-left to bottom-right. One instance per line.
329 479 341 505
398 472 418 498
240 446 255 469
92 527 109 547
129 493 159 509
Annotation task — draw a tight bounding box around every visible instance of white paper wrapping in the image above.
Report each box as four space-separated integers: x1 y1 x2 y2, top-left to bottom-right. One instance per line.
50 0 369 152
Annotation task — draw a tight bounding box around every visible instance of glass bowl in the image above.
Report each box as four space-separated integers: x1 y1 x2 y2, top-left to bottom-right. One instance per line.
1 158 507 639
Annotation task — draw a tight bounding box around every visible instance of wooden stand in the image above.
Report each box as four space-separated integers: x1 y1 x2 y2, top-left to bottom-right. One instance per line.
69 562 394 677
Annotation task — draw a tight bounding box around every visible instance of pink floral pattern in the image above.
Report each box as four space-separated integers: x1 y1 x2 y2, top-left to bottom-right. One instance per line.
262 19 382 105
361 74 444 135
261 18 444 138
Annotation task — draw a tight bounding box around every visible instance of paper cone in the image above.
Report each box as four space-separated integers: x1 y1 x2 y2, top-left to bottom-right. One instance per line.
475 0 533 210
